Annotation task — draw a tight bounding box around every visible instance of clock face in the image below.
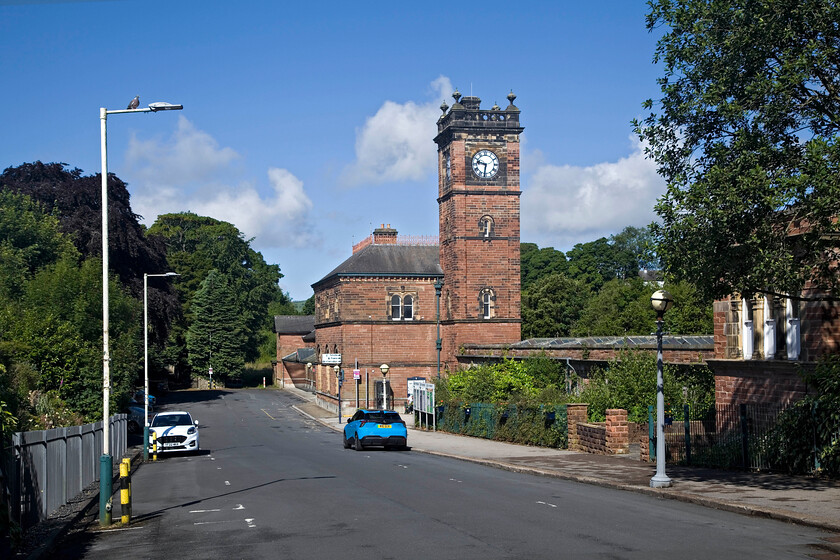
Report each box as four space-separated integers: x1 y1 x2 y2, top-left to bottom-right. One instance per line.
472 150 499 179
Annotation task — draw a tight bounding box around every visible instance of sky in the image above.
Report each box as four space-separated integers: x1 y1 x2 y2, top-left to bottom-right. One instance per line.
0 0 667 301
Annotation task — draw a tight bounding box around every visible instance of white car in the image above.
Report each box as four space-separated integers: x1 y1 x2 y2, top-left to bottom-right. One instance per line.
150 411 200 454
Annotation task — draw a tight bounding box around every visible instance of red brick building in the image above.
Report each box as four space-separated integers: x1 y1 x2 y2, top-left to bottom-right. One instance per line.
280 91 525 417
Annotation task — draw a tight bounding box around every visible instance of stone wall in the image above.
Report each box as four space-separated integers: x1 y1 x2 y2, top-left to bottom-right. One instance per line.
567 405 629 455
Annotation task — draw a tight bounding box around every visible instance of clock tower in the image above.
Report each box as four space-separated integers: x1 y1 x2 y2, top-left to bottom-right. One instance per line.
434 90 523 369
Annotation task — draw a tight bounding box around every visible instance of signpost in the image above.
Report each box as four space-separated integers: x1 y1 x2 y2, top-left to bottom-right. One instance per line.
412 382 436 431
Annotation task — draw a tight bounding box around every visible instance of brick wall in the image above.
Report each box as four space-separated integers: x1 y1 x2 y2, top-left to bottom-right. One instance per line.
566 403 588 451
711 359 815 406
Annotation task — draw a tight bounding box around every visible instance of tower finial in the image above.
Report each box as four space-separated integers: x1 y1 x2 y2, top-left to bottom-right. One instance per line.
440 100 449 114
452 89 461 103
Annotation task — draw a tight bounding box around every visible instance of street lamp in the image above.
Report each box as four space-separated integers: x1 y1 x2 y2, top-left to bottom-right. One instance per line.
434 279 443 379
100 99 182 526
379 364 390 410
650 289 674 488
143 272 179 462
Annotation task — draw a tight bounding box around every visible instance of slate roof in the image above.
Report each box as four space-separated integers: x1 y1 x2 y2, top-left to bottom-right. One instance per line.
312 245 443 288
281 347 317 363
511 335 714 350
273 315 315 334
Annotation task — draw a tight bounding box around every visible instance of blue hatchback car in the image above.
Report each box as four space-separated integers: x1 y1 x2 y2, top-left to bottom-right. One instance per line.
343 409 408 451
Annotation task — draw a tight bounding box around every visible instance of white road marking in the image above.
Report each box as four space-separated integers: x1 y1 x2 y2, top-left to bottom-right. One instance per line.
189 509 221 513
233 504 245 510
194 520 236 526
225 480 231 486
245 518 256 528
449 478 462 483
536 501 558 508
93 526 145 533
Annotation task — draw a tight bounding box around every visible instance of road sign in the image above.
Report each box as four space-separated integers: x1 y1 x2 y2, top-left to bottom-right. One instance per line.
353 369 360 380
322 353 341 364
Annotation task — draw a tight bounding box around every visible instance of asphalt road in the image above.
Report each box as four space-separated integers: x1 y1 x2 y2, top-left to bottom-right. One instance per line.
52 389 832 559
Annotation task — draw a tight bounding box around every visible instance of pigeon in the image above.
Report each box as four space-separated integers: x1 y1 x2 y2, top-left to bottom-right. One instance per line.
127 96 140 110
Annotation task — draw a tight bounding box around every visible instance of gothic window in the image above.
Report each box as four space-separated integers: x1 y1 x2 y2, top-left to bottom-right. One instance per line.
391 294 402 320
479 288 495 319
403 295 414 320
479 215 494 238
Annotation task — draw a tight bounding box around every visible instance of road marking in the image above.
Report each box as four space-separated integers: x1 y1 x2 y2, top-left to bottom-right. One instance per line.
93 526 146 533
189 509 221 513
449 478 462 483
194 520 236 526
261 409 276 420
536 501 557 508
225 481 231 486
233 504 245 510
397 464 408 469
245 518 256 528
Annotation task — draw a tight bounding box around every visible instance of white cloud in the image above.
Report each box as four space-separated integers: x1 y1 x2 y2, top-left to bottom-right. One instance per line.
343 76 453 186
521 137 665 249
125 117 317 250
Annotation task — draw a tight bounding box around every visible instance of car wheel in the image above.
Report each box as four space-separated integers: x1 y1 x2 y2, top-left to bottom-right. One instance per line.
343 436 351 449
354 434 363 451
127 421 139 434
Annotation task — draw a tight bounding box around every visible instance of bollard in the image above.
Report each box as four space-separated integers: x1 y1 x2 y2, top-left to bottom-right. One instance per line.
122 458 132 519
119 460 130 524
151 431 158 461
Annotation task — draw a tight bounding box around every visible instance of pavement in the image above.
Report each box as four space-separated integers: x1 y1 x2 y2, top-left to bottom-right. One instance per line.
287 386 840 538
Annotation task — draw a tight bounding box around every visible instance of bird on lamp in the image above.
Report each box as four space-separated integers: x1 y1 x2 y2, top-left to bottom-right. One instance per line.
127 96 140 110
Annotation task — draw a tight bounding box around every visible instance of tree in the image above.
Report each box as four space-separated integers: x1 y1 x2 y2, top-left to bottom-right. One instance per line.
521 274 590 338
150 212 288 368
571 277 655 337
0 162 179 343
520 243 567 292
186 269 245 383
636 0 840 300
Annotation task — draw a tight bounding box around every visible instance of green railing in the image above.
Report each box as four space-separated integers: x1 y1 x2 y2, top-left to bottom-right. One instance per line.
437 402 568 448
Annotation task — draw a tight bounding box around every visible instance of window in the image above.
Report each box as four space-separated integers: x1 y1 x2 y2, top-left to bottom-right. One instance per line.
391 294 401 320
479 215 494 237
479 288 495 319
403 295 414 320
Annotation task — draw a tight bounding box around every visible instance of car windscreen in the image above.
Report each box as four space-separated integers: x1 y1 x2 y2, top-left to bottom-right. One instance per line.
152 414 192 427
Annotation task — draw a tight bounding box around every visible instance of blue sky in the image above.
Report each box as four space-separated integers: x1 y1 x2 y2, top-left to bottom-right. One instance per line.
0 0 666 300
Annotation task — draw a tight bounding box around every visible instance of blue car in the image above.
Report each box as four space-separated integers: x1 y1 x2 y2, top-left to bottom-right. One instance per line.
343 409 408 451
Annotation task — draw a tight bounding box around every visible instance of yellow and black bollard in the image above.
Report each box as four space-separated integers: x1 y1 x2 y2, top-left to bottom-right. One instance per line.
122 458 132 519
151 431 158 461
119 459 131 525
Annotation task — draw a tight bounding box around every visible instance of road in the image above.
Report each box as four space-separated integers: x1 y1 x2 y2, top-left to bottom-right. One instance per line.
53 389 832 559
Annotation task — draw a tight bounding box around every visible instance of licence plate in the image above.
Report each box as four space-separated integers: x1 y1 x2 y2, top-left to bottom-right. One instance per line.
163 442 180 447
378 424 391 429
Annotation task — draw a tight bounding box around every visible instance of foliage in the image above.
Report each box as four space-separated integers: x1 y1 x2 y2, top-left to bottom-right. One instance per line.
571 277 655 337
150 212 288 371
636 0 840 299
0 163 178 341
574 349 714 423
765 356 840 476
521 274 590 338
186 269 246 383
520 243 567 292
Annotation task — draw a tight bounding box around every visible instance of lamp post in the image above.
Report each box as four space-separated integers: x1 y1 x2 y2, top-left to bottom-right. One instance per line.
379 364 389 410
100 100 182 527
650 289 674 488
143 272 179 462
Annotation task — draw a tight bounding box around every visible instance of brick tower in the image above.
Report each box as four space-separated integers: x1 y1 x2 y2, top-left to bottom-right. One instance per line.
434 90 523 370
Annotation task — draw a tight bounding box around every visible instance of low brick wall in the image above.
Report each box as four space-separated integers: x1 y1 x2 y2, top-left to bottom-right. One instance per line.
568 406 630 455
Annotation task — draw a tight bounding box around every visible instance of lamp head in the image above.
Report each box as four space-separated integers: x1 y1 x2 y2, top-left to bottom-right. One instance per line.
651 289 674 318
380 363 389 376
333 365 340 377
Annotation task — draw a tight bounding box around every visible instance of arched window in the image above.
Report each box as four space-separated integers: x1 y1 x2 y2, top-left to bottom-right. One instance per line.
479 288 495 319
479 215 494 237
403 295 414 320
391 294 402 320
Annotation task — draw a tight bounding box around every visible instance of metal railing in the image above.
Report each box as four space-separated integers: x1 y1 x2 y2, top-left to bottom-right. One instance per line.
2 414 127 531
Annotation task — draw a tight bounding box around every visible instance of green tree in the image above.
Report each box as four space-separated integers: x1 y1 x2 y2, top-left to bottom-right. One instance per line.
186 270 246 383
520 243 567 292
150 212 288 371
572 277 655 336
636 0 840 300
521 273 590 338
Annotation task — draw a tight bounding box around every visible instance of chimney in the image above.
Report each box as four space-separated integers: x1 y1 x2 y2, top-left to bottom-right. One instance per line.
373 224 398 245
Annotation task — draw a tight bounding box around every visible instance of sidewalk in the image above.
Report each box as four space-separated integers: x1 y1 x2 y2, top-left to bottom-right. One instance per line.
287 386 840 535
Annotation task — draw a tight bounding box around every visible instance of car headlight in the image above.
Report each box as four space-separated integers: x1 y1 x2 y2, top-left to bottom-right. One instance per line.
187 427 196 435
